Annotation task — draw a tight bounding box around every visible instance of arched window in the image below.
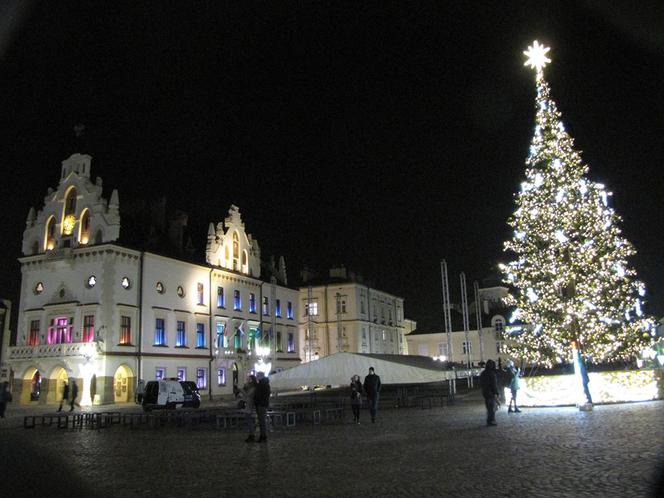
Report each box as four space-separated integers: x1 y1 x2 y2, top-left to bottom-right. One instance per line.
45 216 56 251
232 232 239 270
241 250 248 273
79 209 91 244
64 188 77 217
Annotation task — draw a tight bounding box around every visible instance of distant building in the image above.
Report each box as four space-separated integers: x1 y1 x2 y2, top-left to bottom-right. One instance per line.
405 286 512 367
298 266 414 360
3 153 299 405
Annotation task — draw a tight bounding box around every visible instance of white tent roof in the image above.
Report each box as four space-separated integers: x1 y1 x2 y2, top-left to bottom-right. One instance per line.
269 352 471 390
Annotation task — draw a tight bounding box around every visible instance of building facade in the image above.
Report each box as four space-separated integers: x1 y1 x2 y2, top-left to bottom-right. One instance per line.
298 267 412 361
3 153 299 405
405 286 511 367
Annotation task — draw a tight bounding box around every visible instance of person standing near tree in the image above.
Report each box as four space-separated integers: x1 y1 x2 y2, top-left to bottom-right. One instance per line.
363 367 381 423
506 360 521 413
479 359 499 426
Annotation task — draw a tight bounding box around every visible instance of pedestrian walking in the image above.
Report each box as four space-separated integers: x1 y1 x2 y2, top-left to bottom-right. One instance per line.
363 366 381 423
0 382 12 418
69 380 80 411
350 375 363 424
506 360 521 413
254 371 271 442
242 375 257 442
58 382 70 412
479 359 499 426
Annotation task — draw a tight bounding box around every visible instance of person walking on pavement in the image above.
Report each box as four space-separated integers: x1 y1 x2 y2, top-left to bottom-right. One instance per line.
0 382 12 418
350 375 363 424
506 360 521 413
363 366 381 423
479 359 500 426
58 382 69 412
69 380 80 411
242 375 257 442
254 371 271 442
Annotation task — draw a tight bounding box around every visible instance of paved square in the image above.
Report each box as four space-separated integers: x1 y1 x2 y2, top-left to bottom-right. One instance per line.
1 397 662 497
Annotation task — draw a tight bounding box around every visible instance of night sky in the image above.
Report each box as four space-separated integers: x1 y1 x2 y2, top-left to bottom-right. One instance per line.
1 2 663 330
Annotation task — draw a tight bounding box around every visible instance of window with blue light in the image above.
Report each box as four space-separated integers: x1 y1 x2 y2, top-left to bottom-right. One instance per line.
287 301 293 319
275 299 282 317
287 332 295 353
216 322 226 348
176 320 186 347
177 367 186 381
262 296 269 316
155 367 165 380
249 293 256 313
155 318 166 346
234 290 241 311
196 323 205 348
217 286 225 308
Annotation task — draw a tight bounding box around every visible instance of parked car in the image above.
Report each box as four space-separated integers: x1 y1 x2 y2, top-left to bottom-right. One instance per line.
142 379 201 411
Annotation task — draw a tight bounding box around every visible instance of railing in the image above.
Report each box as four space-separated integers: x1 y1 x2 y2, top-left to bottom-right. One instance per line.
8 342 97 360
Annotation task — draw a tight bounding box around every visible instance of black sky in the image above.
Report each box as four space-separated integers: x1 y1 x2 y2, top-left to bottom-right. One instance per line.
0 2 663 330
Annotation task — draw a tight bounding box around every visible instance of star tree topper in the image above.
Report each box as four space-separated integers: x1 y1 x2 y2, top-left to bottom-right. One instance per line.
523 40 551 78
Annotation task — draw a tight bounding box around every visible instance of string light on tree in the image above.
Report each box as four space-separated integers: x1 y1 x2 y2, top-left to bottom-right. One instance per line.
500 41 655 374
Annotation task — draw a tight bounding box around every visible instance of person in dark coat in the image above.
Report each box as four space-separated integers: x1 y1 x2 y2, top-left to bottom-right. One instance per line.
479 359 499 426
69 380 80 411
254 371 271 442
363 366 381 423
0 382 12 418
349 375 363 424
58 382 69 412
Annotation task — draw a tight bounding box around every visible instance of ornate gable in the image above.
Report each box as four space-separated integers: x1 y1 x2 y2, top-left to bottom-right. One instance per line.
206 205 261 277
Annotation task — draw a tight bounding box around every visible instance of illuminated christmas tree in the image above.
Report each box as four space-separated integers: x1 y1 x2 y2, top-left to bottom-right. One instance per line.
501 41 654 375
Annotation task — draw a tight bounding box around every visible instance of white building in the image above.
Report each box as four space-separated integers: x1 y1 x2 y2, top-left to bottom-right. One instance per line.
3 153 299 406
405 286 511 367
298 267 413 361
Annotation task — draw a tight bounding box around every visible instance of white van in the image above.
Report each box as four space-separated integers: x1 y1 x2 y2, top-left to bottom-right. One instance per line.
142 379 201 411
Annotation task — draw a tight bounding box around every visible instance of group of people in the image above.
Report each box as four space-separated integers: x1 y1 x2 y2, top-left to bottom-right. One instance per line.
239 371 271 442
350 366 382 424
57 380 80 412
479 359 521 426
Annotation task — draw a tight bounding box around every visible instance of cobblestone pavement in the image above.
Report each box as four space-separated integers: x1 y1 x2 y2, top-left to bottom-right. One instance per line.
1 396 662 498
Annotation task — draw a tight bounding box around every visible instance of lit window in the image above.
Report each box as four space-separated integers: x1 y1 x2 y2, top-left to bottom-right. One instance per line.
121 277 131 290
249 293 256 313
262 296 269 316
34 282 44 295
156 281 165 294
196 323 205 348
177 286 185 298
234 290 241 311
48 317 72 344
86 276 96 288
177 368 186 381
287 301 293 319
217 368 226 386
28 320 40 346
120 316 131 345
45 216 56 250
197 283 204 305
83 315 95 342
287 332 295 353
217 286 225 308
79 209 91 244
155 318 166 346
196 368 207 389
305 300 318 316
234 328 242 350
216 322 226 348
494 319 504 332
275 299 282 317
155 368 165 380
176 321 186 347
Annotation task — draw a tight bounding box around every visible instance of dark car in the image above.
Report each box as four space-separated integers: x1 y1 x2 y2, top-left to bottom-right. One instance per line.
180 381 201 408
